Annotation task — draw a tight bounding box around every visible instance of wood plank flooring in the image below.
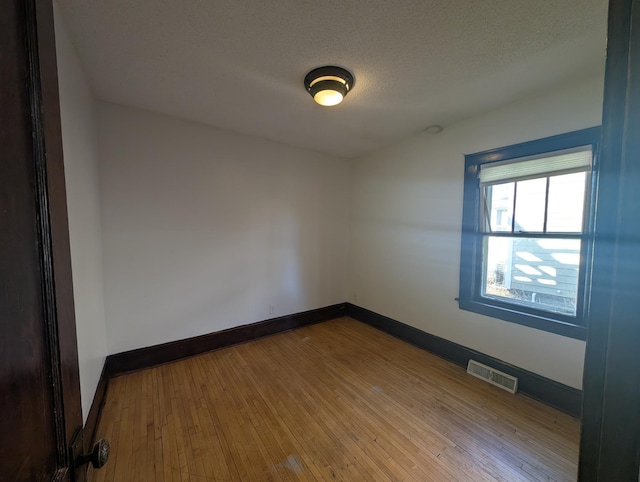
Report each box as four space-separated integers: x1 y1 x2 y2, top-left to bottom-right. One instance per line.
89 317 579 481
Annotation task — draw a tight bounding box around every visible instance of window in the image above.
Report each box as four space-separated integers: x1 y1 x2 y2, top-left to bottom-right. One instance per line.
458 127 600 340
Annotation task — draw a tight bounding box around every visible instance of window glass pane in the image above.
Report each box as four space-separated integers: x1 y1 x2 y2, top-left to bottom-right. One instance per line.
514 178 547 232
485 182 514 232
482 235 580 316
546 172 586 232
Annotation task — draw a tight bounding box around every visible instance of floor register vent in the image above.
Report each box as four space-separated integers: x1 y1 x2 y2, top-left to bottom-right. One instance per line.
466 359 518 394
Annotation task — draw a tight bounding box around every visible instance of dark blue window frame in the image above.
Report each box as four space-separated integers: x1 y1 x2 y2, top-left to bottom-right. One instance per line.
458 127 601 340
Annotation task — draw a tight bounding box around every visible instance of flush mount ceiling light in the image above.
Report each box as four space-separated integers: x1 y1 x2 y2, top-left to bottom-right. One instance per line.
304 66 354 107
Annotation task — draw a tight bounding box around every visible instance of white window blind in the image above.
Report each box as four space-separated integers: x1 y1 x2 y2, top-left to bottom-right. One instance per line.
479 146 592 185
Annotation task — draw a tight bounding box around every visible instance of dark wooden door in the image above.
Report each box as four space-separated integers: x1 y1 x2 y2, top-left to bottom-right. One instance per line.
1 1 83 481
579 0 640 480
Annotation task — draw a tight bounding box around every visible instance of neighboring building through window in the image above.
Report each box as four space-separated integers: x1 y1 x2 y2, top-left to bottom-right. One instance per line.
458 127 600 339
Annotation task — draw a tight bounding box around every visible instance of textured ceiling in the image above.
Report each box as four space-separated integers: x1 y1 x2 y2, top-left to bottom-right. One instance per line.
56 0 608 158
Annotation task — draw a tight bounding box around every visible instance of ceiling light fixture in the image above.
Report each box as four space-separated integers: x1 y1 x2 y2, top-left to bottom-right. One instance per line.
304 66 354 107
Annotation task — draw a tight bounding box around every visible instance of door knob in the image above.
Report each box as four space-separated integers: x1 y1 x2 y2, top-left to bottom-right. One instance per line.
77 438 110 469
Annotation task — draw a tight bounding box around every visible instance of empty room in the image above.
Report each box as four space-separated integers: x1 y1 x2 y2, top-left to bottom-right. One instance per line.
4 0 640 481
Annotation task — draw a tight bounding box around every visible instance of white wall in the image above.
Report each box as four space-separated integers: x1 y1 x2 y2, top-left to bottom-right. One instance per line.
98 104 350 354
54 3 108 422
350 76 604 389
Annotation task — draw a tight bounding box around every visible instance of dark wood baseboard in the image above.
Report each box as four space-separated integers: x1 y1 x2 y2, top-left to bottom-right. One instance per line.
105 303 348 378
85 299 580 457
346 303 583 418
84 303 347 455
83 362 109 453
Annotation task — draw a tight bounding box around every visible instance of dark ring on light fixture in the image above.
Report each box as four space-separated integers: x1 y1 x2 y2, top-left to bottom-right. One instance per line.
304 66 354 106
309 79 347 99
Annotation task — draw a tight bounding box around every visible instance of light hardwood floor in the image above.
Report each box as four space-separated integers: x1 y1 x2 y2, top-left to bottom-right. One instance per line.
89 317 579 481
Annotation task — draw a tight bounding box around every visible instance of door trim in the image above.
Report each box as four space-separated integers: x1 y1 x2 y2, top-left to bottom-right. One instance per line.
23 0 84 478
579 0 640 479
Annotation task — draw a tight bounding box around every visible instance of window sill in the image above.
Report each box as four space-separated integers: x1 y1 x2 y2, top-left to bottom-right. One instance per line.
458 299 587 340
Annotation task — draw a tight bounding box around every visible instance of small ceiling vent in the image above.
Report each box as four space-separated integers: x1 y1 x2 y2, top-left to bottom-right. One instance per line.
467 359 518 394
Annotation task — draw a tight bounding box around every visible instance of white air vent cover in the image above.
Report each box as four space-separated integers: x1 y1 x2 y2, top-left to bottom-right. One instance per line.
467 359 518 394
